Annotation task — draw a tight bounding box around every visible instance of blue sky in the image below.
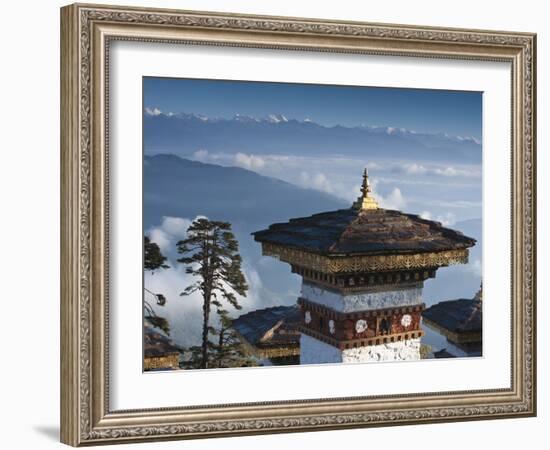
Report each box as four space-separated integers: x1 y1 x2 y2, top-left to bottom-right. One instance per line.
144 77 482 139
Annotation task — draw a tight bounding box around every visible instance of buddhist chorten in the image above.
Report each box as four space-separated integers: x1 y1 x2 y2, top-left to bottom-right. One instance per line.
253 168 476 364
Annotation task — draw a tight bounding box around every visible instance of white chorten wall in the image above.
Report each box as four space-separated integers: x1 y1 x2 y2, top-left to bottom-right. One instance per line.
300 334 421 365
300 281 423 312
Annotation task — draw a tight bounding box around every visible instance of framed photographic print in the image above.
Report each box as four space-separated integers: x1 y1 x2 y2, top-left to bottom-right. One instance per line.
60 3 536 446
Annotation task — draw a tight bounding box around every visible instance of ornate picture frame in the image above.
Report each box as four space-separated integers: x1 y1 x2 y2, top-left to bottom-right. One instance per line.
60 3 536 446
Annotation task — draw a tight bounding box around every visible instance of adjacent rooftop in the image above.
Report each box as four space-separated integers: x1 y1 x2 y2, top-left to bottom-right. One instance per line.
144 325 181 359
422 298 482 344
231 305 301 359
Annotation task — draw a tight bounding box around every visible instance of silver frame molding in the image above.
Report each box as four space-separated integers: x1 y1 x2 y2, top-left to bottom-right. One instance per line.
60 3 536 446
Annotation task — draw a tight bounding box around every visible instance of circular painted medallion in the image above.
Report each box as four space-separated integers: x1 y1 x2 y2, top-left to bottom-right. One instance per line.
401 314 412 328
355 319 368 333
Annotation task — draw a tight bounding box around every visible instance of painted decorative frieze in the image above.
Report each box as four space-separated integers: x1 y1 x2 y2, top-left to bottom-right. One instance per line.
300 281 423 312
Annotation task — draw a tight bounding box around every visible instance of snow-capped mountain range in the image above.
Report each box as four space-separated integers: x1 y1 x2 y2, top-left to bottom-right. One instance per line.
144 108 480 144
144 108 482 162
145 108 292 124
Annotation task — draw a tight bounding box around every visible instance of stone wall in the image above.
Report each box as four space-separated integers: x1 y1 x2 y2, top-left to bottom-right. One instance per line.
300 333 421 364
342 338 421 362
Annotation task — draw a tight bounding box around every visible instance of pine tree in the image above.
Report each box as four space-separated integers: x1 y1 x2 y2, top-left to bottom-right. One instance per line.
177 218 248 369
144 236 169 272
210 311 256 368
144 235 170 334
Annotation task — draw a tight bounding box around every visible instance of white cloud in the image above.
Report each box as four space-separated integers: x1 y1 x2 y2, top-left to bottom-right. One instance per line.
298 171 335 195
146 216 194 253
433 166 479 177
145 261 203 347
185 151 479 219
193 150 269 171
148 228 171 253
193 149 210 161
366 178 407 210
234 152 266 170
420 211 456 227
392 162 480 178
420 211 432 220
434 167 459 176
431 200 482 209
161 216 193 239
402 163 428 175
366 161 382 170
146 215 207 258
193 149 225 163
378 187 406 210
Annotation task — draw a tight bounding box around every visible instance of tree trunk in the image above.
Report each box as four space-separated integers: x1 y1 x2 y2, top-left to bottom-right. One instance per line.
200 293 210 369
200 233 212 370
217 327 225 368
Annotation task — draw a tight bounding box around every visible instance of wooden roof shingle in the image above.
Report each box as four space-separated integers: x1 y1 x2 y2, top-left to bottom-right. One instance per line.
253 207 476 256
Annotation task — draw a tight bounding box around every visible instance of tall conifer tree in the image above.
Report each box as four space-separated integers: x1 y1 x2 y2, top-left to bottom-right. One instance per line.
144 236 170 334
177 218 248 369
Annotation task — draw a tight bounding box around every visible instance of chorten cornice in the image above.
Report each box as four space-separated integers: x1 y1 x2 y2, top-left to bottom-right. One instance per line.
260 241 469 274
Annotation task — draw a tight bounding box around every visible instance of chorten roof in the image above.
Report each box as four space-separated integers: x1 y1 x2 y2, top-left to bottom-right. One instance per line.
253 207 475 256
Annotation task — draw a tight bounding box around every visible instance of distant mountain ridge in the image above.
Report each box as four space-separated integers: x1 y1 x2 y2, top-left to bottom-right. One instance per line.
143 110 482 163
144 154 347 231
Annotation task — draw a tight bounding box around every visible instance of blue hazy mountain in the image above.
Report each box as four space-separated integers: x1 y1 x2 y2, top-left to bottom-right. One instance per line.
144 112 481 163
144 154 346 231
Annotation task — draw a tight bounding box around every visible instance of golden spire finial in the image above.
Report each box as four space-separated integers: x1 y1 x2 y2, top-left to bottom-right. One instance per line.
361 168 372 196
353 167 379 210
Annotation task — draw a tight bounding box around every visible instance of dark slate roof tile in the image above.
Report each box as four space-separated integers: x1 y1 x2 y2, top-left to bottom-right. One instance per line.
231 305 301 346
253 208 476 256
422 299 482 333
144 325 182 357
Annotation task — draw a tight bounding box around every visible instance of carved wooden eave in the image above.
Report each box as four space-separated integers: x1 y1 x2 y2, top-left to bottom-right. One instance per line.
232 328 300 359
260 242 469 274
